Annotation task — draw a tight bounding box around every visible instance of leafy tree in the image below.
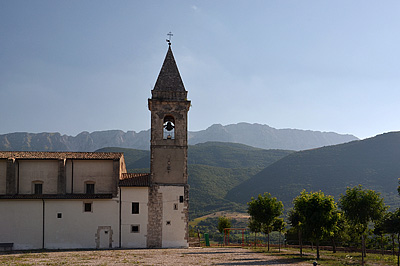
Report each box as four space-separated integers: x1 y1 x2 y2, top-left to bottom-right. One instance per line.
292 190 339 260
217 216 232 234
248 217 262 248
288 208 303 256
247 192 284 251
339 185 387 265
273 217 286 252
382 209 400 266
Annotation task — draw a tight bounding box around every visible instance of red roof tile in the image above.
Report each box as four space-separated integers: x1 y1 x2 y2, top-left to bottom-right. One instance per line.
119 173 150 187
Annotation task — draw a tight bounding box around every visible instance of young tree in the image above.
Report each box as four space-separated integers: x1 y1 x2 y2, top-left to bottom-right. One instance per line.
292 190 339 260
248 217 262 248
339 185 387 265
288 208 303 256
382 209 400 266
217 216 231 245
273 217 286 252
248 192 284 251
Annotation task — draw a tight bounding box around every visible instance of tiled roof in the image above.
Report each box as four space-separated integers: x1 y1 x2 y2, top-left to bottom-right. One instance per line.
0 151 123 160
119 173 151 187
152 46 187 100
0 194 114 200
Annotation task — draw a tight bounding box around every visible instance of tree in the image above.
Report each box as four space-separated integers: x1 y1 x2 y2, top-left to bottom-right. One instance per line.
288 208 303 256
382 209 400 266
292 190 339 260
248 217 262 248
273 217 286 252
339 185 387 265
248 192 284 251
217 216 231 245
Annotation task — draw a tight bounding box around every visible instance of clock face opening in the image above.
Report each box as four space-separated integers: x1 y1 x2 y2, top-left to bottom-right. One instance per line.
163 115 175 139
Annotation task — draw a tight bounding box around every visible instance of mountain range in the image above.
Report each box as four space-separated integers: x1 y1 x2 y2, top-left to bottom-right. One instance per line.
0 123 357 152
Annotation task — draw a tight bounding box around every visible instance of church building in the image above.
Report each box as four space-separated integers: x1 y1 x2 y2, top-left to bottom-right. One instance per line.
0 43 190 250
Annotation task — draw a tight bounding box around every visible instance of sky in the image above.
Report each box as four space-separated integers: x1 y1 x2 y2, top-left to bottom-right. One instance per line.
1 1 400 140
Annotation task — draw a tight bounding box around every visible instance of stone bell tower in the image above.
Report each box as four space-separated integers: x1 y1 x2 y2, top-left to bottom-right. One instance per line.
147 42 190 248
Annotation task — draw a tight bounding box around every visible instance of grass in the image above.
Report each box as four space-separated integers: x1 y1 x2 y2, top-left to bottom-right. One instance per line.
251 246 399 266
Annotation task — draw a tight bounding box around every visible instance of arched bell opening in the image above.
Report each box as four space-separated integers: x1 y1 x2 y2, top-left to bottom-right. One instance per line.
163 115 175 139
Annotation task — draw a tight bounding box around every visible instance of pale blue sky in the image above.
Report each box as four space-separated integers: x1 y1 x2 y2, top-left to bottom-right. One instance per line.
1 1 400 139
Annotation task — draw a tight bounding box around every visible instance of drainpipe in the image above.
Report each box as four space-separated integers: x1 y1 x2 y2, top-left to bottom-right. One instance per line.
42 199 45 249
119 187 122 248
71 160 74 194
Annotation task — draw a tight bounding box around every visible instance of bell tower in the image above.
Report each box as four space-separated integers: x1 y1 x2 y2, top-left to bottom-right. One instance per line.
147 41 190 248
148 44 190 184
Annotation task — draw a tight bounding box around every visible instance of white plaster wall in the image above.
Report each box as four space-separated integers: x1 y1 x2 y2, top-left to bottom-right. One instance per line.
0 160 6 194
0 200 43 250
72 160 114 194
19 160 58 194
44 199 119 249
120 187 148 248
160 186 188 248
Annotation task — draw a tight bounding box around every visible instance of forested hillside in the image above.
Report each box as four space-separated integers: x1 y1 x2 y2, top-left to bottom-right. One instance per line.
97 142 293 218
226 132 400 210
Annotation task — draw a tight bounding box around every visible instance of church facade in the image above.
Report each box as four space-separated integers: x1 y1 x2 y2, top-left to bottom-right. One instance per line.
0 45 190 250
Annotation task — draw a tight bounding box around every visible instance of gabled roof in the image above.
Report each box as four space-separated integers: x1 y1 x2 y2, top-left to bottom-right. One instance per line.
119 173 151 187
0 151 123 160
153 46 186 92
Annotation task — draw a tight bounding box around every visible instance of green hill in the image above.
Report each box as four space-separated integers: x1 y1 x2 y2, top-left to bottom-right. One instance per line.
226 132 400 210
97 142 294 218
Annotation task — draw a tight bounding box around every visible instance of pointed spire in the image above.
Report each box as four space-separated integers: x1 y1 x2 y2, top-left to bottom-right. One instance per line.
152 46 187 101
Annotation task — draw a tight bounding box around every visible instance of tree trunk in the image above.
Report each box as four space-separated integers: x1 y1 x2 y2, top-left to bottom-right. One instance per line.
331 237 336 253
278 232 281 252
362 234 365 266
397 233 399 266
316 240 320 260
254 232 257 248
267 232 270 251
393 234 396 256
299 229 303 256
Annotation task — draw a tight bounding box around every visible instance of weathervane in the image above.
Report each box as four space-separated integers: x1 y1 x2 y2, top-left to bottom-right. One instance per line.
166 31 173 45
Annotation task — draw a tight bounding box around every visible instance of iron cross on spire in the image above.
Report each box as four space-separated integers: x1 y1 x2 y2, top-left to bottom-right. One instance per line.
166 31 173 45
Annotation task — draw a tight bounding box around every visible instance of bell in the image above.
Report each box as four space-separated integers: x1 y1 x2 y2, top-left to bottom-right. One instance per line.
165 121 174 131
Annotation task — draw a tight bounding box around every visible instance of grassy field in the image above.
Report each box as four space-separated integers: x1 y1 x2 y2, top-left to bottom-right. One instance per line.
252 246 399 266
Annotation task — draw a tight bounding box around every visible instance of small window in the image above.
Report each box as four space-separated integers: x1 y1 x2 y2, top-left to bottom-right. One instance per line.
131 225 140 233
132 202 139 214
34 183 43 195
84 203 92 212
174 203 178 210
179 196 184 203
57 213 62 219
166 221 171 225
86 183 95 194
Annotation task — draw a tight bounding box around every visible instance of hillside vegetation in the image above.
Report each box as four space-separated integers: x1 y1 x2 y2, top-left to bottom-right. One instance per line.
227 132 400 210
98 142 293 218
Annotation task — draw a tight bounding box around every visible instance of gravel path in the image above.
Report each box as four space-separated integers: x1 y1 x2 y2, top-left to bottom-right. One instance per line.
1 247 311 265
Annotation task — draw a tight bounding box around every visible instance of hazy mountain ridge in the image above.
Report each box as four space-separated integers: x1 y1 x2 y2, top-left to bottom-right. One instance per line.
0 123 357 152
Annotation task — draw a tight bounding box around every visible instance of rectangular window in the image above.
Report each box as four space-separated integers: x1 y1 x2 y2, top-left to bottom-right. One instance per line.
179 196 184 203
86 183 95 194
132 202 139 214
84 203 92 212
174 203 178 210
34 183 43 195
57 213 62 219
131 225 140 233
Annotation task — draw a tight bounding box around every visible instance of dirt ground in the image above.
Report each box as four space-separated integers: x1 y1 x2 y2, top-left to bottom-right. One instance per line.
0 247 312 266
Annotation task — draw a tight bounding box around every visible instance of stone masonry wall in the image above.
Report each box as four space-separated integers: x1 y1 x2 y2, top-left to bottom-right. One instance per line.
147 184 163 248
